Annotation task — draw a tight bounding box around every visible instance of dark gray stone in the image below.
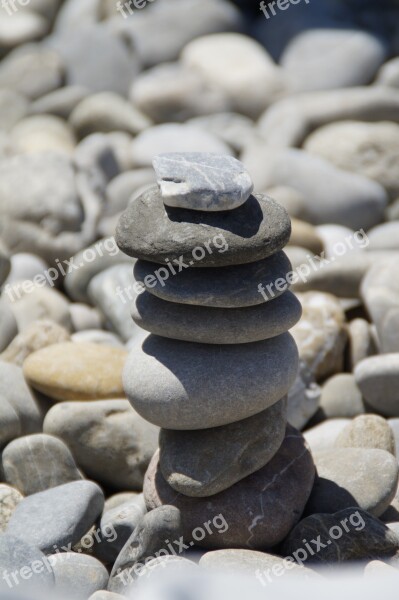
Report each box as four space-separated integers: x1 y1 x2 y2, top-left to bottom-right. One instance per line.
144 427 315 550
43 400 159 491
124 333 298 430
50 552 108 600
159 398 287 497
133 252 292 308
116 186 291 267
132 290 301 344
0 533 55 591
2 434 83 496
283 508 399 566
7 481 104 553
108 506 183 593
306 448 399 517
153 153 253 211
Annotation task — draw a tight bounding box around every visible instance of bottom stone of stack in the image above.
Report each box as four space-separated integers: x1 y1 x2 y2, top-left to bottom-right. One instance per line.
144 425 315 550
159 397 287 497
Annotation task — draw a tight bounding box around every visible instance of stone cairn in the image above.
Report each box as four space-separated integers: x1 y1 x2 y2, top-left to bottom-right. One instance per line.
116 153 315 550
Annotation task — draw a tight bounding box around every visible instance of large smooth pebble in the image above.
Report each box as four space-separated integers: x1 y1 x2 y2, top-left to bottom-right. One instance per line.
123 333 298 430
355 354 399 417
0 533 54 591
50 552 109 600
144 427 315 549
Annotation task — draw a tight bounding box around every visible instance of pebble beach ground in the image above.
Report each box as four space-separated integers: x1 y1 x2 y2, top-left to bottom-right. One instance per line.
1 0 399 599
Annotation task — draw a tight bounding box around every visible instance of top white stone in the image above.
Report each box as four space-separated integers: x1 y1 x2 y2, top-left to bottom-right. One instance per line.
152 152 254 211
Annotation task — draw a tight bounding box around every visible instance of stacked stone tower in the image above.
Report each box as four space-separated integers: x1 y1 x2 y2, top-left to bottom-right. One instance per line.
116 153 315 550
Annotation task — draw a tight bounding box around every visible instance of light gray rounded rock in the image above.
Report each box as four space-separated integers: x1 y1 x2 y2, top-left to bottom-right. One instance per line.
0 89 28 132
43 400 159 491
0 361 42 435
144 427 315 549
117 186 291 268
320 374 365 419
159 398 287 497
153 153 253 211
0 485 23 532
287 362 321 430
104 169 156 219
69 304 103 332
303 419 350 453
0 298 17 353
4 285 72 332
188 112 256 154
29 85 90 119
335 415 396 455
0 399 20 448
7 481 104 553
123 333 298 430
0 533 55 591
3 252 48 287
132 290 301 344
348 318 377 369
355 354 399 417
306 447 399 517
90 592 125 600
50 552 108 600
71 330 123 347
134 252 292 309
2 434 83 496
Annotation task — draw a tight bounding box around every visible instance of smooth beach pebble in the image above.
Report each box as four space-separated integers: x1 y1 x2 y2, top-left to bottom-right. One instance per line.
355 354 399 417
123 333 298 430
23 342 128 401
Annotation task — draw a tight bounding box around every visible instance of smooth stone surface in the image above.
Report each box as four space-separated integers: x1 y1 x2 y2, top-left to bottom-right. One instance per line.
291 292 347 381
304 121 399 200
159 398 287 497
132 290 301 344
0 245 10 288
144 427 315 549
104 169 156 219
4 285 72 332
117 187 291 268
0 89 27 131
3 252 48 287
30 85 90 119
0 533 55 591
0 319 70 366
69 304 103 333
283 508 399 566
70 92 151 138
304 419 350 454
130 63 230 124
2 434 82 496
108 506 183 593
199 549 318 582
7 481 104 554
50 552 108 600
281 30 386 92
0 298 18 353
367 222 399 251
389 418 399 455
355 354 399 417
0 399 21 448
90 593 125 600
181 33 285 118
134 252 292 309
0 361 42 435
88 265 142 343
242 146 387 231
92 495 147 563
71 330 123 348
320 374 365 419
153 153 253 211
10 114 76 156
348 318 377 370
23 342 127 401
335 415 396 455
361 259 399 353
124 333 298 430
188 112 256 153
306 447 399 517
44 400 158 491
0 485 23 532
289 219 324 254
130 124 232 168
287 362 321 430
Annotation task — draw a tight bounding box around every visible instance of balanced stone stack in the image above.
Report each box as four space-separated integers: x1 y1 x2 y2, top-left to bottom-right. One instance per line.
116 153 315 550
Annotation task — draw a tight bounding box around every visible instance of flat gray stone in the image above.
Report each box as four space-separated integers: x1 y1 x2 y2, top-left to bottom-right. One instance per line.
43 400 158 491
0 533 55 592
306 447 399 517
335 415 396 455
2 434 83 496
320 374 366 419
133 252 292 308
355 354 399 417
0 361 42 435
144 427 315 549
7 481 104 553
108 506 183 593
123 333 298 430
283 508 399 566
50 552 108 600
116 186 291 268
159 398 287 497
132 290 301 344
153 153 253 211
0 485 23 533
